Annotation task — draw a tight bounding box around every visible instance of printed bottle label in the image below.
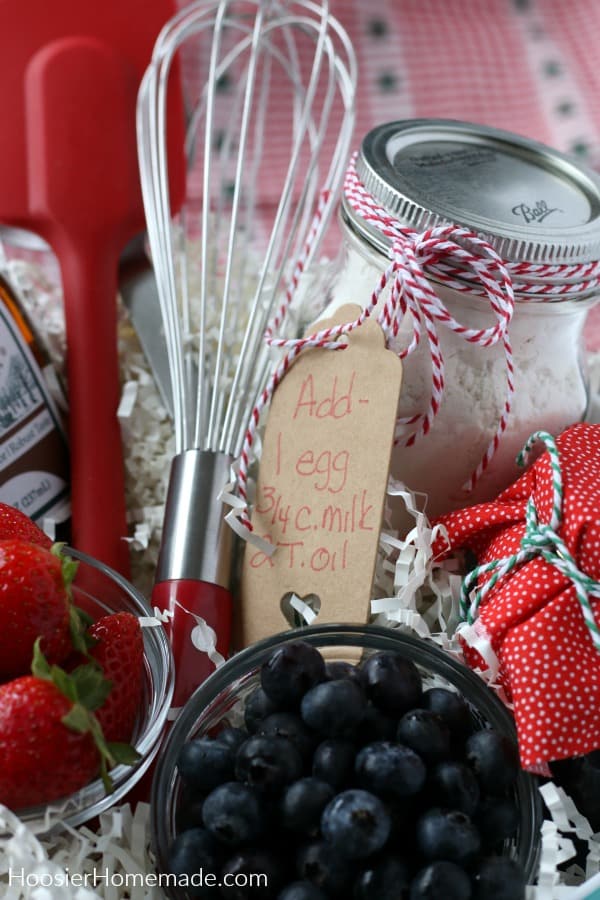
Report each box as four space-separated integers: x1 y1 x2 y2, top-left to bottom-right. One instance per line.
0 297 70 525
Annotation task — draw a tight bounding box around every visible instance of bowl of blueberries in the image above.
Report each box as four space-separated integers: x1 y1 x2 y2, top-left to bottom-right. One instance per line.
151 624 542 899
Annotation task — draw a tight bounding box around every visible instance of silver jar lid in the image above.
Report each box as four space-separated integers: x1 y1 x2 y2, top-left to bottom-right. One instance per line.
343 119 600 264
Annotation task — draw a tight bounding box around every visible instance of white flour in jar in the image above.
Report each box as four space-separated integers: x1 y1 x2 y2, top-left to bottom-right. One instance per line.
323 119 600 530
319 239 592 526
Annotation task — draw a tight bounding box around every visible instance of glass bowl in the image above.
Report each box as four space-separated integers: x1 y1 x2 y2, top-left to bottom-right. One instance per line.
151 624 542 894
10 546 174 833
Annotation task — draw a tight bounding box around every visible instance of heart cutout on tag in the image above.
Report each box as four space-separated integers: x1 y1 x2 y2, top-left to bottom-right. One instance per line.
280 592 321 628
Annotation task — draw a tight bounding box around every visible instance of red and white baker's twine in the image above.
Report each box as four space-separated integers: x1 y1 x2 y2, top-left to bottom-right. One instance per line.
236 153 600 530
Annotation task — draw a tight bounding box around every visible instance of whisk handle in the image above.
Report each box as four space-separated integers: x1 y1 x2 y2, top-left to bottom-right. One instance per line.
152 578 232 709
153 449 235 709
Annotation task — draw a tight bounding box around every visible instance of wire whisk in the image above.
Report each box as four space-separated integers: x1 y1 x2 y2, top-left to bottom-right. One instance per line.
137 0 356 706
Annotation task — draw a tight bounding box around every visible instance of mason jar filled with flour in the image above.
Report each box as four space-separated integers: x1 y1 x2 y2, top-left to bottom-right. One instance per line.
313 119 600 525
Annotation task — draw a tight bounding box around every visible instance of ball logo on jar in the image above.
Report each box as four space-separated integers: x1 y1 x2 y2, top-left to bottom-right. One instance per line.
511 199 563 224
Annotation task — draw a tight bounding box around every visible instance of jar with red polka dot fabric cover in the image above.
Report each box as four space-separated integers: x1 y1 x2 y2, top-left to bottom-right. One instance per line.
314 120 600 531
431 423 600 792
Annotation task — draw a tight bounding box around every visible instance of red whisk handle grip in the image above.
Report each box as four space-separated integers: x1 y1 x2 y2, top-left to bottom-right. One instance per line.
152 578 232 709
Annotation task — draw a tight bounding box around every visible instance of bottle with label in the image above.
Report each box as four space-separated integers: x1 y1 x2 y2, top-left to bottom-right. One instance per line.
0 270 70 538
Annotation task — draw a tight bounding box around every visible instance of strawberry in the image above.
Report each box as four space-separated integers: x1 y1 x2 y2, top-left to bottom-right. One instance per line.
0 675 98 808
88 612 144 742
0 643 139 809
0 540 82 678
0 502 52 548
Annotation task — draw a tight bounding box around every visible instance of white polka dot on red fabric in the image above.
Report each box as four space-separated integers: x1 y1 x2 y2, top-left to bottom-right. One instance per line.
434 423 600 769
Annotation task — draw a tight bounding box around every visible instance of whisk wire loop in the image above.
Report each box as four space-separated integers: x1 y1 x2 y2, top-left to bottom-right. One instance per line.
138 0 356 703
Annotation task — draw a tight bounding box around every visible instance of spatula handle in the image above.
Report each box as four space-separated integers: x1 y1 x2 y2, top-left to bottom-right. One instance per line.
59 244 130 574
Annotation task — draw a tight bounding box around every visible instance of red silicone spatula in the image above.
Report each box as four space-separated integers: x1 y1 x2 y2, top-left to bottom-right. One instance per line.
0 4 183 228
0 3 184 573
25 37 140 573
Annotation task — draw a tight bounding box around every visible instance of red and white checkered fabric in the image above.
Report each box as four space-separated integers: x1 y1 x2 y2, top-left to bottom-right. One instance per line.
176 0 600 348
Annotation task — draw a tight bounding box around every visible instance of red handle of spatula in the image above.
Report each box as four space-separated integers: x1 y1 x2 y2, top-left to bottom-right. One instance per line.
58 246 130 573
25 37 145 573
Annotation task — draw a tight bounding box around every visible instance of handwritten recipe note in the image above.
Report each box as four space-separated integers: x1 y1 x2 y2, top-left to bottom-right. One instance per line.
239 305 403 646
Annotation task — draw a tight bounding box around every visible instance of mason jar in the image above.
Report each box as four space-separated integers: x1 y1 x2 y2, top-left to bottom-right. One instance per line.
313 120 600 525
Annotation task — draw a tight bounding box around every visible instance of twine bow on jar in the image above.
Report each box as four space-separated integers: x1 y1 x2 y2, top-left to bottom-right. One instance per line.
460 430 600 653
374 223 516 490
235 158 518 523
234 148 600 532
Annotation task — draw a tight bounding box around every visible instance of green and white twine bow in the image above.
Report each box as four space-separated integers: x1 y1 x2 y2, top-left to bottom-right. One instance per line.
461 430 600 652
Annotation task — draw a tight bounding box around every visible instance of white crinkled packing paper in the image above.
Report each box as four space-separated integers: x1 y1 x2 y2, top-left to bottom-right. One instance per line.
1 255 600 897
0 804 161 899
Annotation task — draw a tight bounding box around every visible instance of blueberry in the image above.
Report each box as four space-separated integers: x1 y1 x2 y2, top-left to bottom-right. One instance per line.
355 741 426 798
325 660 361 683
220 848 285 898
216 726 250 752
312 739 356 789
202 782 263 847
359 704 399 744
397 710 451 764
261 642 326 708
301 679 366 738
360 652 422 715
422 688 472 741
296 841 353 894
416 808 481 864
409 861 472 900
236 735 303 792
474 795 519 846
278 883 327 900
471 857 526 900
321 789 391 859
177 738 234 793
354 855 410 899
245 688 280 733
465 730 519 795
259 712 317 761
280 777 334 834
429 762 480 816
168 827 221 897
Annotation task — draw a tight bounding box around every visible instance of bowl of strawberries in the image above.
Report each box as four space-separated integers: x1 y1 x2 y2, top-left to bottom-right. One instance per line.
0 504 174 831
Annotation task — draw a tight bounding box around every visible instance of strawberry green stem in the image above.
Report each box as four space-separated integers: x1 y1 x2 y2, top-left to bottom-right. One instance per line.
32 639 140 793
50 542 78 595
49 544 98 657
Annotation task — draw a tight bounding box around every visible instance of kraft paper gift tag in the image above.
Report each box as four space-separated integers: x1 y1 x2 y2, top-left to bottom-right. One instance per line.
238 304 403 647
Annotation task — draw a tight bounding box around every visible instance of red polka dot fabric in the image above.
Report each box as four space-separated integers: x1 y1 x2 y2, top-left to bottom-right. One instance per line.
432 423 600 770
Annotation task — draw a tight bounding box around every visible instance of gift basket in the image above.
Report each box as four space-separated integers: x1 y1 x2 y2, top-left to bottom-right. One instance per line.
3 1 600 898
